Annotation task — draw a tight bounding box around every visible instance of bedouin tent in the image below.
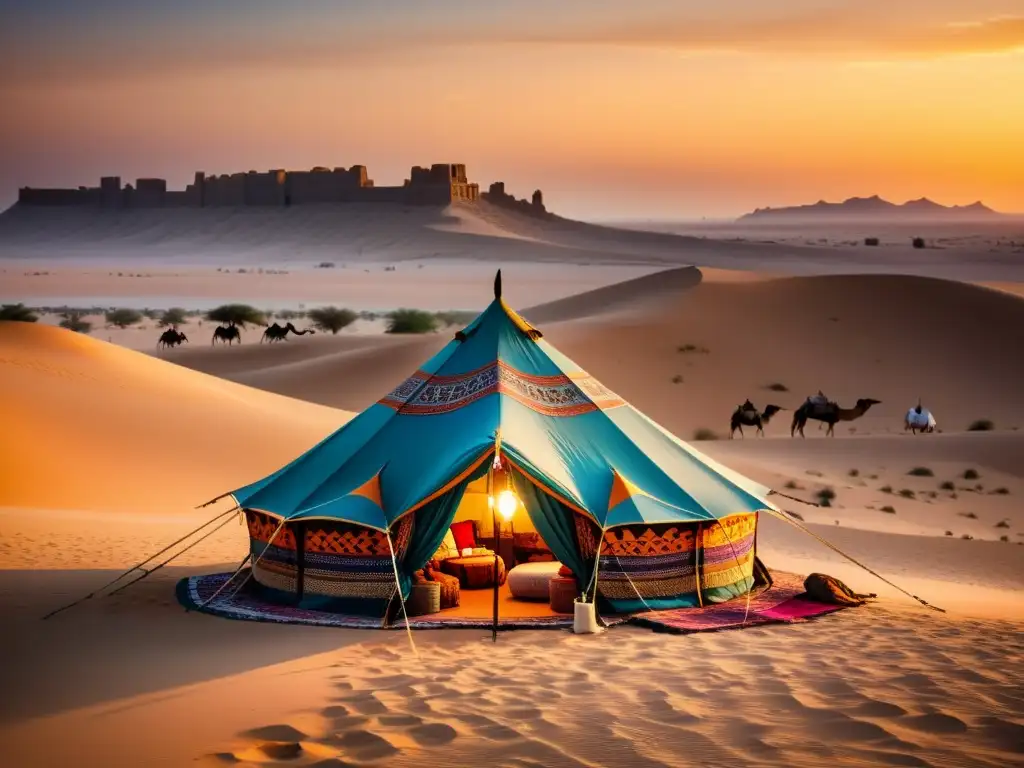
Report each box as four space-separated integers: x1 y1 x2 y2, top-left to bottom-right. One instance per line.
223 271 779 619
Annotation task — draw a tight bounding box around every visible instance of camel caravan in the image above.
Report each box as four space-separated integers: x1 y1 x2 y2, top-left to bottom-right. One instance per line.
729 391 933 438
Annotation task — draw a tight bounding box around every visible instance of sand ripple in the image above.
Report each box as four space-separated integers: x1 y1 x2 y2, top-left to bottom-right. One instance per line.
210 605 1023 768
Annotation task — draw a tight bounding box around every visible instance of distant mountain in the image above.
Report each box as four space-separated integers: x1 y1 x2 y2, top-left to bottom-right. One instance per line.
738 195 1003 222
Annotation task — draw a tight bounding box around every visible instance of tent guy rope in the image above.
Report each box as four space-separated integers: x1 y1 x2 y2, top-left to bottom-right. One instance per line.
765 508 945 613
41 505 239 620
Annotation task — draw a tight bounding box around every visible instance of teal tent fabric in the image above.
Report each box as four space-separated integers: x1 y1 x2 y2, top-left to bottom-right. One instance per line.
398 458 491 596
216 272 779 614
510 469 589 590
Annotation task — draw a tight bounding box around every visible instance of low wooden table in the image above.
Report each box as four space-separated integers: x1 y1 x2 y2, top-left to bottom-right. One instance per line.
441 554 507 589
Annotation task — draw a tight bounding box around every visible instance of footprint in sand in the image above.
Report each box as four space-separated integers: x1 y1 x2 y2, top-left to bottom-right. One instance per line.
377 713 422 727
323 729 399 760
239 724 308 742
408 722 458 746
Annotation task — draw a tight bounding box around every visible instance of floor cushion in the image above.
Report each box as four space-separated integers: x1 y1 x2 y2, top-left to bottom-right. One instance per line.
508 560 563 599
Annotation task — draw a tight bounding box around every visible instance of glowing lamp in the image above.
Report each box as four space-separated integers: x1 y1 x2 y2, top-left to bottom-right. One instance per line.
496 489 518 521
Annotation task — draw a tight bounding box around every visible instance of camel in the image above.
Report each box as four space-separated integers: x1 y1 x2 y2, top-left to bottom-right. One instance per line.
157 329 188 349
212 325 241 345
261 322 315 343
730 403 785 438
791 397 881 437
905 399 937 434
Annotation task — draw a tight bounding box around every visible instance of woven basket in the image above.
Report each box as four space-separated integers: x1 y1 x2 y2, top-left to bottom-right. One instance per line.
548 576 578 614
408 581 441 616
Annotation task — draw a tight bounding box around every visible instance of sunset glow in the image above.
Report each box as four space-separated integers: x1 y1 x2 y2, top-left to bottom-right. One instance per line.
2 0 1022 218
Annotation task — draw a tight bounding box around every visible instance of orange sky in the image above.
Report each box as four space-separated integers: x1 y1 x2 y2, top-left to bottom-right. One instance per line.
1 1 1022 218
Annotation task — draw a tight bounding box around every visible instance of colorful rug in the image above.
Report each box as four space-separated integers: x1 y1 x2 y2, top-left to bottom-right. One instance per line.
177 569 849 632
177 571 578 630
627 571 851 634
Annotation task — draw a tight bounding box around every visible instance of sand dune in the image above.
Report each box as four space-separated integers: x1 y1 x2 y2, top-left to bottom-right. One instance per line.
165 270 1024 436
0 322 344 514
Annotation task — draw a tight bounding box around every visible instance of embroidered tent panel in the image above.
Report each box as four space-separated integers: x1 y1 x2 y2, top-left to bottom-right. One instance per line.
602 525 697 557
377 361 624 417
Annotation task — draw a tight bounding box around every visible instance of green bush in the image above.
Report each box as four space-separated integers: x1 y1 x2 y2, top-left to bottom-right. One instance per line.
206 304 266 328
158 307 189 328
815 487 836 507
962 468 980 480
59 313 91 333
105 308 143 328
308 306 358 335
967 419 994 432
386 308 438 334
907 467 934 477
0 303 39 322
880 505 896 513
692 428 718 441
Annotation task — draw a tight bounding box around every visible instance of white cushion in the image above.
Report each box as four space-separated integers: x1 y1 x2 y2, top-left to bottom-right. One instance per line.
508 561 563 599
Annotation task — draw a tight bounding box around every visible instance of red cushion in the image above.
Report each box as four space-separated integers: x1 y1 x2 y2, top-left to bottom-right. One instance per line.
449 520 476 551
558 565 574 578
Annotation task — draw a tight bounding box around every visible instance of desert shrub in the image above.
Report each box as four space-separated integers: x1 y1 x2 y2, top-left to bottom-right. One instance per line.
958 511 978 519
386 309 438 334
962 468 980 480
912 237 926 249
671 374 683 384
275 309 305 320
316 262 336 269
995 520 1010 528
967 419 994 432
939 481 955 491
141 308 161 320
307 306 358 335
765 382 789 392
59 313 91 333
206 304 266 328
880 505 896 513
0 303 38 322
898 489 916 499
848 468 859 477
992 487 1010 495
158 307 188 328
945 531 953 536
692 428 718 441
880 485 893 494
1000 535 1010 542
105 308 143 328
907 467 934 477
816 487 836 507
864 237 880 246
784 480 801 490
961 534 973 540
677 343 709 354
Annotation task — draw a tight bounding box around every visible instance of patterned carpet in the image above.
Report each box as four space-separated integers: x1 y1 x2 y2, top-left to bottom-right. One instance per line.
627 571 851 634
177 569 849 632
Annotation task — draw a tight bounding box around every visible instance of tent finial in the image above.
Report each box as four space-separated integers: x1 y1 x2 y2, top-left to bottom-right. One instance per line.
494 269 502 299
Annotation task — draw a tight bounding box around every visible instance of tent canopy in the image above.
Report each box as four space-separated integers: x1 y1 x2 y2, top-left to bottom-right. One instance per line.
228 272 776 530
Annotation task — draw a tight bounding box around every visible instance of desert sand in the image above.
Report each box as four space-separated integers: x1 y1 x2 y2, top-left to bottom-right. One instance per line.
2 208 1023 767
